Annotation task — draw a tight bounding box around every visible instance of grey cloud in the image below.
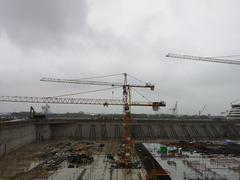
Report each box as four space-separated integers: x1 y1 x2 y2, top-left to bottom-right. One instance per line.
0 0 88 47
0 0 240 115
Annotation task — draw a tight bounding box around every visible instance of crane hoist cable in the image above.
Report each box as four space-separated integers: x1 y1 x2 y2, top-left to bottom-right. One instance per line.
70 73 123 80
132 87 151 102
52 87 120 98
127 74 146 84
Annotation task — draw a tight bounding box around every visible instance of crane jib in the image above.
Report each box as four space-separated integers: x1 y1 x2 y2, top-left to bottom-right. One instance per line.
166 53 240 65
40 78 154 89
0 96 166 108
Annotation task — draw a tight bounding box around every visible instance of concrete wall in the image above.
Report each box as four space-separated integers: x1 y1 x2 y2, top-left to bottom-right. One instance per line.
49 120 240 140
0 122 52 157
0 119 239 157
0 122 36 157
50 122 123 140
35 124 51 141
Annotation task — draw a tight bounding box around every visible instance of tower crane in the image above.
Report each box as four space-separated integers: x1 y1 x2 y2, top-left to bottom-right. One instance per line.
0 73 166 172
166 53 240 118
169 101 178 116
42 104 50 116
198 104 207 116
166 53 240 65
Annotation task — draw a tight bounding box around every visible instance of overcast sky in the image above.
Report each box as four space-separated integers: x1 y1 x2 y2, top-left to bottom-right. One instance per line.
0 0 240 115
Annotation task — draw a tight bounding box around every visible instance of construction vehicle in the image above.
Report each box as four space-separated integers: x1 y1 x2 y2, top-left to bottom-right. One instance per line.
29 106 46 120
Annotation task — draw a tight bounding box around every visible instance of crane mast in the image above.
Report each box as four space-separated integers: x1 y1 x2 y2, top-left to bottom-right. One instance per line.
122 73 133 169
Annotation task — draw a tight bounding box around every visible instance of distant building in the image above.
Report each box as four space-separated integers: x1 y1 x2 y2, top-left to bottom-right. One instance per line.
227 104 240 120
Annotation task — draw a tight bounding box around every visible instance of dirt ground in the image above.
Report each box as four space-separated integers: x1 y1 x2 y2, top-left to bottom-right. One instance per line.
0 140 134 180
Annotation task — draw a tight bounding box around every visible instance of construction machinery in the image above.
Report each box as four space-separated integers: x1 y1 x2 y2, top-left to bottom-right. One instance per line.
29 106 46 120
40 73 166 171
0 73 166 174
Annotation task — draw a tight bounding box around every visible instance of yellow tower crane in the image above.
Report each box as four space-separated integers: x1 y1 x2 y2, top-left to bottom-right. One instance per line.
0 73 166 174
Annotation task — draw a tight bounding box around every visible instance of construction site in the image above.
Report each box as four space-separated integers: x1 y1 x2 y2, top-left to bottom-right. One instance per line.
0 59 240 180
0 114 240 180
2 1 240 179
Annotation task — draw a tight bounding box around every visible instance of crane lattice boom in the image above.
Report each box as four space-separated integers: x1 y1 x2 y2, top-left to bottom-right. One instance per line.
0 96 166 108
166 53 240 65
40 78 155 90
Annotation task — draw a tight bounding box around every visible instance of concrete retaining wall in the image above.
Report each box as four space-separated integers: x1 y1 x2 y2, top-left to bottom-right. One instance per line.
49 120 240 140
0 118 239 157
35 124 51 141
0 123 36 157
0 122 52 157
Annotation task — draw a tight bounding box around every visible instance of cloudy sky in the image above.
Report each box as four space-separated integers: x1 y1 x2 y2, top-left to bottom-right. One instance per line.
0 0 240 115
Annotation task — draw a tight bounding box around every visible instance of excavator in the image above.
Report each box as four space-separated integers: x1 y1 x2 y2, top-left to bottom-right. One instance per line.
29 106 46 120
